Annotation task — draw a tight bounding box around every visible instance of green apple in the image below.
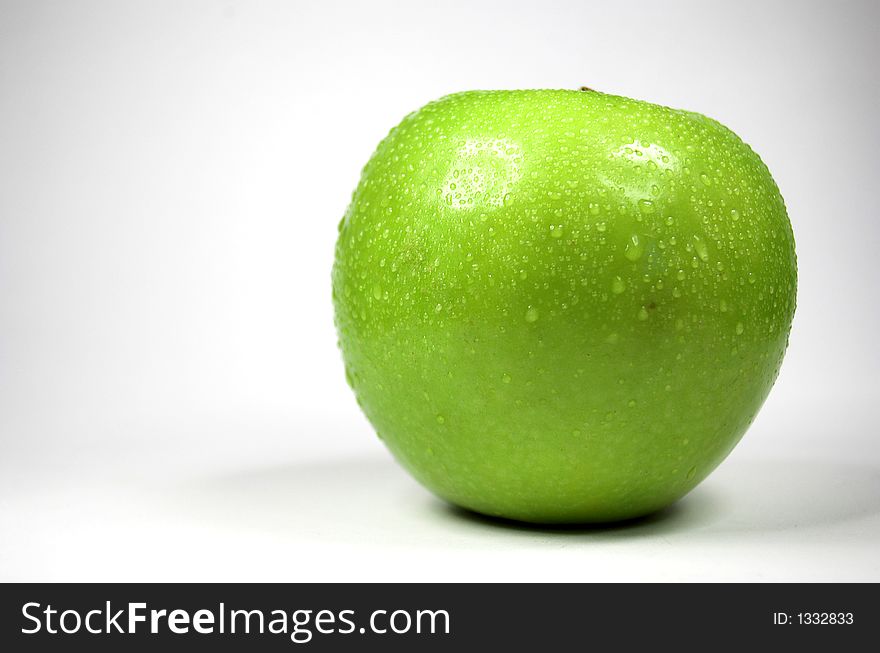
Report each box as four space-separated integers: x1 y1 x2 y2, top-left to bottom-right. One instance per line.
332 89 796 523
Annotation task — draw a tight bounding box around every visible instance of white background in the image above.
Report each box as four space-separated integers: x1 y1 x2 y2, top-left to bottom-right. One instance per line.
1 0 878 581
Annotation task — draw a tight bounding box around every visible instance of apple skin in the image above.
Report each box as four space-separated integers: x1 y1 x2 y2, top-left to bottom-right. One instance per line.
332 89 796 523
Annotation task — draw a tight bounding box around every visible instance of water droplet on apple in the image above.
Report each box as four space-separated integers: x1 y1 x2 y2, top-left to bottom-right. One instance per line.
550 224 563 238
501 373 512 384
736 322 744 335
693 235 710 262
638 199 654 214
436 414 446 425
611 276 626 294
637 306 649 321
525 306 540 323
687 465 697 480
624 234 644 261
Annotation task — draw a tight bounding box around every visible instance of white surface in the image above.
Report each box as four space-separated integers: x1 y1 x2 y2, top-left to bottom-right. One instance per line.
1 383 878 582
1 0 879 582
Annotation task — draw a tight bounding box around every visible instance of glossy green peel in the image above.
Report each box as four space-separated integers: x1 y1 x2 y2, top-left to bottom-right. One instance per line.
332 89 796 523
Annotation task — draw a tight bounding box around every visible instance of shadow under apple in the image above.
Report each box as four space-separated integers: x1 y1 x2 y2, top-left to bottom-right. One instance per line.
169 454 880 544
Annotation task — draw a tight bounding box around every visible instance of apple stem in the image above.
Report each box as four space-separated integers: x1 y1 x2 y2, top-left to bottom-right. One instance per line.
579 86 594 92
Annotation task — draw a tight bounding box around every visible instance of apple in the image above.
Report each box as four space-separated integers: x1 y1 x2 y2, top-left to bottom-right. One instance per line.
332 89 796 523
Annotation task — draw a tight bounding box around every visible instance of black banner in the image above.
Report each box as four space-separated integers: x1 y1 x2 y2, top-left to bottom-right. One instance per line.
0 583 875 650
